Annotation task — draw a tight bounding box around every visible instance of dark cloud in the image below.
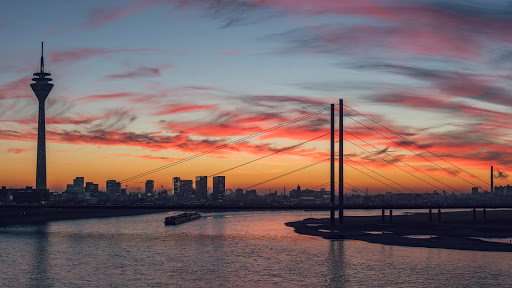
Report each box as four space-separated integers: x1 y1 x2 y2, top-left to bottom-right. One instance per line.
354 62 512 108
185 0 279 28
88 109 137 132
494 169 509 179
105 65 174 80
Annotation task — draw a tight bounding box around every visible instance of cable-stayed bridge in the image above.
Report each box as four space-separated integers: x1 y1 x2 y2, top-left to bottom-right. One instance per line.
4 99 500 227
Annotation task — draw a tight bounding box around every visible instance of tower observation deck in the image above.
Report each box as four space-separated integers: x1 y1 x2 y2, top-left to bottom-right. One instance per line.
31 42 53 190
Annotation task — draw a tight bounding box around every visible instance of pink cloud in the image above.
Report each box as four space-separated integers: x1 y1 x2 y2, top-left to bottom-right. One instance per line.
0 127 330 161
7 148 30 154
77 92 135 103
0 78 33 101
1 108 136 129
73 1 512 61
50 48 158 64
156 104 218 115
83 1 156 29
182 85 223 91
245 0 512 59
159 110 330 141
116 154 182 163
218 50 242 55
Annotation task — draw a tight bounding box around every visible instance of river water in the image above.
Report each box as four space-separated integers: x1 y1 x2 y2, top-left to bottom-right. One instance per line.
1 210 511 287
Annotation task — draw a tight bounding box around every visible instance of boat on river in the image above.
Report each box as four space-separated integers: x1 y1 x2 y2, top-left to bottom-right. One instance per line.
164 212 201 225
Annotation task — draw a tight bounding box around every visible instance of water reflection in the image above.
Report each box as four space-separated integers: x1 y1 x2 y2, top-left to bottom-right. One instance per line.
202 213 230 287
28 224 52 288
327 240 346 287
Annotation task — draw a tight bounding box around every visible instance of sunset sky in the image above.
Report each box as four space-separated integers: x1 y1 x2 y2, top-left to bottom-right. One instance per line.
1 0 511 194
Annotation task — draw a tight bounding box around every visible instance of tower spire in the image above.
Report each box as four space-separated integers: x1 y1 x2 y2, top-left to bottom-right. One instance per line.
40 41 44 73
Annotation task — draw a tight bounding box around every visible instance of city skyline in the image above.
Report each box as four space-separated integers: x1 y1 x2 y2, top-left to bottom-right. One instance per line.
2 1 512 193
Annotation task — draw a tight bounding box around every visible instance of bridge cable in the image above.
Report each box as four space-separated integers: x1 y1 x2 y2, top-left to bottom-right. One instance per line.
344 155 415 193
344 132 459 192
343 104 489 186
334 130 448 192
343 161 403 193
120 106 331 183
311 181 334 190
208 132 331 178
343 115 479 191
311 181 365 194
343 181 366 194
243 157 330 190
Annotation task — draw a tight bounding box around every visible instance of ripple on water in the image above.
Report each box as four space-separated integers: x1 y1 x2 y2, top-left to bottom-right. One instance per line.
362 231 393 235
403 235 438 239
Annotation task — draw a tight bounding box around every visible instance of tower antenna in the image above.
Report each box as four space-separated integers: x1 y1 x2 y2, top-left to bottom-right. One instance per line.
40 41 45 73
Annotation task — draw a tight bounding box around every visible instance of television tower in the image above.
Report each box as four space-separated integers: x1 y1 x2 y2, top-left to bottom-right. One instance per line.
31 42 53 190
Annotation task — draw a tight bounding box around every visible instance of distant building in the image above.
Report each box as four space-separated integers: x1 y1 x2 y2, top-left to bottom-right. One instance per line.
73 177 85 193
145 180 154 195
245 189 257 202
84 181 100 200
289 185 330 204
64 177 87 201
195 176 207 200
212 176 225 202
106 180 120 195
471 187 479 195
174 179 193 203
234 188 244 202
180 180 193 194
0 186 49 204
495 186 505 195
172 177 180 195
0 186 10 202
85 182 99 194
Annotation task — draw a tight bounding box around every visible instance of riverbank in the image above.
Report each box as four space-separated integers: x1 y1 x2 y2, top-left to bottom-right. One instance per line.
0 207 167 226
286 209 512 252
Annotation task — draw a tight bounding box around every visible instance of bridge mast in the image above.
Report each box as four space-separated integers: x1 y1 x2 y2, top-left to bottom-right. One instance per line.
339 99 343 225
330 104 335 226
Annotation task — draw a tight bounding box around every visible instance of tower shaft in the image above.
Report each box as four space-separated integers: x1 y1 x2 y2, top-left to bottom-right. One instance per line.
36 99 46 189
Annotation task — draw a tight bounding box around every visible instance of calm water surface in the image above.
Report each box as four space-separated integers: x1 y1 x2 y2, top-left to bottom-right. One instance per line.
1 210 511 287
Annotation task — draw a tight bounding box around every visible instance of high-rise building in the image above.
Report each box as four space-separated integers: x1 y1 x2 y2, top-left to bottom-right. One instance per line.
31 42 53 190
73 177 85 193
180 180 193 194
145 180 154 195
212 176 225 202
106 180 120 195
178 180 194 203
195 176 207 200
173 177 180 195
85 182 99 194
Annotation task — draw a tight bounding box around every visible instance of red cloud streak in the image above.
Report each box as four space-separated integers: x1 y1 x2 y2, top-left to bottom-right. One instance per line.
7 148 30 154
156 104 218 115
